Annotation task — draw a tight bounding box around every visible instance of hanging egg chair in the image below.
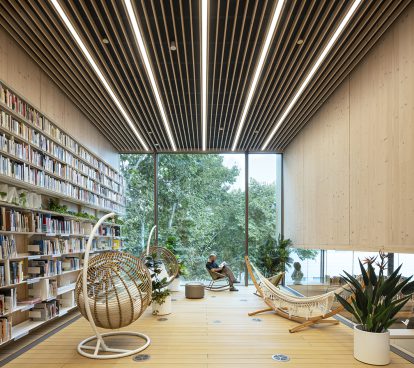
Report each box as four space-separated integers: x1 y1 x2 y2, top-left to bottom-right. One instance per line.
75 212 152 359
140 225 179 285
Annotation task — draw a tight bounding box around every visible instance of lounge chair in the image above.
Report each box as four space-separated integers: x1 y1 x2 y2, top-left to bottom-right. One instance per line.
245 256 351 333
205 268 230 291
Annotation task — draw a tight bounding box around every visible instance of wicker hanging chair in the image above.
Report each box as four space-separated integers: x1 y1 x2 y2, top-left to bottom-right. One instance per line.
140 226 179 286
76 213 152 360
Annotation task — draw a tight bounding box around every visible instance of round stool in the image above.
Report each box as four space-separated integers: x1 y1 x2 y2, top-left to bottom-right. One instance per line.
185 282 205 299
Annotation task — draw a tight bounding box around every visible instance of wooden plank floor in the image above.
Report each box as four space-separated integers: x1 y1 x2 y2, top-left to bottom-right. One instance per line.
3 286 412 368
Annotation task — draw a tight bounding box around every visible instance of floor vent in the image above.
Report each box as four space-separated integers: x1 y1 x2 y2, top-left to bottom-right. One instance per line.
272 354 290 362
133 354 151 362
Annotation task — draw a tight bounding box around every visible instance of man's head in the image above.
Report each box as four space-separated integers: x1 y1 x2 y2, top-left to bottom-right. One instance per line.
209 253 217 262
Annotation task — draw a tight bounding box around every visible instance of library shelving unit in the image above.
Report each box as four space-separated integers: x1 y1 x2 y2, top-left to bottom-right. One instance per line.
0 80 125 346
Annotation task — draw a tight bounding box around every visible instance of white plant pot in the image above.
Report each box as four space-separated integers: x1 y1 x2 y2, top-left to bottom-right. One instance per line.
354 325 390 365
168 278 181 292
152 295 172 316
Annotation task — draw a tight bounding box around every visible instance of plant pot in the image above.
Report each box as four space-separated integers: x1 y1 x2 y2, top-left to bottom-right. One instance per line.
152 295 172 316
168 277 181 292
354 325 390 365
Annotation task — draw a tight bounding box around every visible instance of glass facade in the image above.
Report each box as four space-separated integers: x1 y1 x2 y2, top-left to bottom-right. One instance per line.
121 153 282 283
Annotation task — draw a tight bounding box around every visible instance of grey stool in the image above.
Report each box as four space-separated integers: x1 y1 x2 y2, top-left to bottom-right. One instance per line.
185 282 205 299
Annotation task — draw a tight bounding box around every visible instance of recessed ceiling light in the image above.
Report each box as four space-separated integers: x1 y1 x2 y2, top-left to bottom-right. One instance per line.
231 0 285 151
261 0 362 150
154 143 159 147
296 39 304 45
201 0 208 151
219 127 224 131
102 37 109 44
124 0 177 151
50 0 149 151
170 41 177 51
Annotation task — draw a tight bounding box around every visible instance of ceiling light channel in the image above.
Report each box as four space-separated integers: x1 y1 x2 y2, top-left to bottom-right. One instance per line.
231 0 285 151
261 0 362 150
124 0 177 151
50 0 149 151
201 0 208 151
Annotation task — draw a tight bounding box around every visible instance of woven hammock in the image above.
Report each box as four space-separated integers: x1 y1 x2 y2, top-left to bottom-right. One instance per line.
250 260 348 319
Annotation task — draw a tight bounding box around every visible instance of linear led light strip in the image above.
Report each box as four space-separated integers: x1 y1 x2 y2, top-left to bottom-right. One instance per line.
124 0 177 151
261 0 362 150
231 0 285 151
50 0 149 151
201 0 208 151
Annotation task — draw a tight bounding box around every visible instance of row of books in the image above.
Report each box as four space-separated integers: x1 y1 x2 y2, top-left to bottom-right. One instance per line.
1 84 122 185
1 110 123 195
28 259 62 277
0 235 17 260
0 158 122 211
29 237 90 255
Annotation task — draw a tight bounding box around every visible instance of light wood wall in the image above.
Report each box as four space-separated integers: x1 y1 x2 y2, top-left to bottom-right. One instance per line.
284 3 414 253
0 26 119 169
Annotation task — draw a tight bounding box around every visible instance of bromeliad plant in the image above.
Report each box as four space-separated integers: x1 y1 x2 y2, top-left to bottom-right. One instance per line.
336 252 414 333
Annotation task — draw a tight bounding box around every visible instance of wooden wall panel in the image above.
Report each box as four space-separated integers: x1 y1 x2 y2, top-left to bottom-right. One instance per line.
0 26 119 169
349 26 395 248
303 80 350 247
283 131 304 246
284 3 414 253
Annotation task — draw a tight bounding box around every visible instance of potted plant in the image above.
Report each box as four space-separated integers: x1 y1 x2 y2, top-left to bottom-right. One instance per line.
336 252 414 365
165 236 187 292
145 252 172 316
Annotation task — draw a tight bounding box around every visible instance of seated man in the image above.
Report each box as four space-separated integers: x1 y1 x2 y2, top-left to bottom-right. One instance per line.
206 254 239 291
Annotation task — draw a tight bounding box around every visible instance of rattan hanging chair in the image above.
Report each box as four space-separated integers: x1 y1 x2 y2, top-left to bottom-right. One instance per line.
141 225 179 286
76 213 152 359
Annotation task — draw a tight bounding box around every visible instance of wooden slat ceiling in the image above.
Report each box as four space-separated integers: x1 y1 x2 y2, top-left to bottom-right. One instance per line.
0 0 411 153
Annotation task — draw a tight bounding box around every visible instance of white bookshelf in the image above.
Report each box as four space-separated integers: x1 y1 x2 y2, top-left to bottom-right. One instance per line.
0 80 125 347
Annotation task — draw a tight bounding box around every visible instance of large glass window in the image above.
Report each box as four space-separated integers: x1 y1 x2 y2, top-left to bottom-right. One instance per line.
157 154 245 281
120 154 154 256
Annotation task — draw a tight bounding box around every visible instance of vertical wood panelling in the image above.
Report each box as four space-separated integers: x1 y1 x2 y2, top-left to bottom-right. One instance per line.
283 132 304 246
0 26 119 168
303 81 350 246
349 27 395 247
284 4 414 252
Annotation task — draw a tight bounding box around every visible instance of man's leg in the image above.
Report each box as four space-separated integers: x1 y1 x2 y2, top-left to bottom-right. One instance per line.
222 265 237 283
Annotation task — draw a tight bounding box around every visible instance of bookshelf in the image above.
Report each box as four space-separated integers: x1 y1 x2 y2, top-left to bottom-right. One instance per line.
0 80 126 214
0 81 125 346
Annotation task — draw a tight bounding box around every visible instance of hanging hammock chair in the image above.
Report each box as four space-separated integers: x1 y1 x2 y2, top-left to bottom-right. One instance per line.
140 225 179 286
245 256 352 333
75 213 152 359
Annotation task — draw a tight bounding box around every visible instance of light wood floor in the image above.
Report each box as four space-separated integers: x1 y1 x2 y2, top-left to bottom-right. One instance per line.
3 286 412 368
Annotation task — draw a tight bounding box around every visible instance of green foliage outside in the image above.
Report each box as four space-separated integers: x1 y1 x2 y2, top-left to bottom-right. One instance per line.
121 153 315 280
